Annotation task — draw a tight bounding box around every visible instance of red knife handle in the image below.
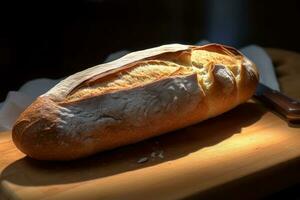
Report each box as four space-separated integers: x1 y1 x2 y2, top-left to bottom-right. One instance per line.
255 88 300 124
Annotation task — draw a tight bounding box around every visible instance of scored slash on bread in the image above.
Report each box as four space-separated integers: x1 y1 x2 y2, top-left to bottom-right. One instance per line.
12 44 259 160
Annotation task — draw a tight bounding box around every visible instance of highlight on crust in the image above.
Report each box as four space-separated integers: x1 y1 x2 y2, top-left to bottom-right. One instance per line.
66 45 247 102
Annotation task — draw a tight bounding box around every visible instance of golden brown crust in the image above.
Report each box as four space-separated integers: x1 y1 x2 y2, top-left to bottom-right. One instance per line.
12 43 259 160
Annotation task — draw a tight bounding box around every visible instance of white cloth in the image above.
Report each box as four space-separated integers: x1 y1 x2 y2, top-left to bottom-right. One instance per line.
0 79 60 131
0 44 278 131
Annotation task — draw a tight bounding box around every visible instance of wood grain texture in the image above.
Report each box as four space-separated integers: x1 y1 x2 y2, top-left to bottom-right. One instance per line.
1 100 300 200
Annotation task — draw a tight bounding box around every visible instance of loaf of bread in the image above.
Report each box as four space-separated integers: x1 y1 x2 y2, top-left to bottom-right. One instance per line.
12 44 259 160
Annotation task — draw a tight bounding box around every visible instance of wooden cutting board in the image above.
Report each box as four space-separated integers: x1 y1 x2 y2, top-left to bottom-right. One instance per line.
1 100 300 200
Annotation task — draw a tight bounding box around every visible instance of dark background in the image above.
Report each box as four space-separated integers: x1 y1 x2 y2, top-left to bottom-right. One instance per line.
1 0 300 101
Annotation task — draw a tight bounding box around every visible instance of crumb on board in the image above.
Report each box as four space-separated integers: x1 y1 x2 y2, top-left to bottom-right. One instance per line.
158 151 164 158
137 150 164 164
150 150 164 159
137 157 149 163
151 152 158 158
